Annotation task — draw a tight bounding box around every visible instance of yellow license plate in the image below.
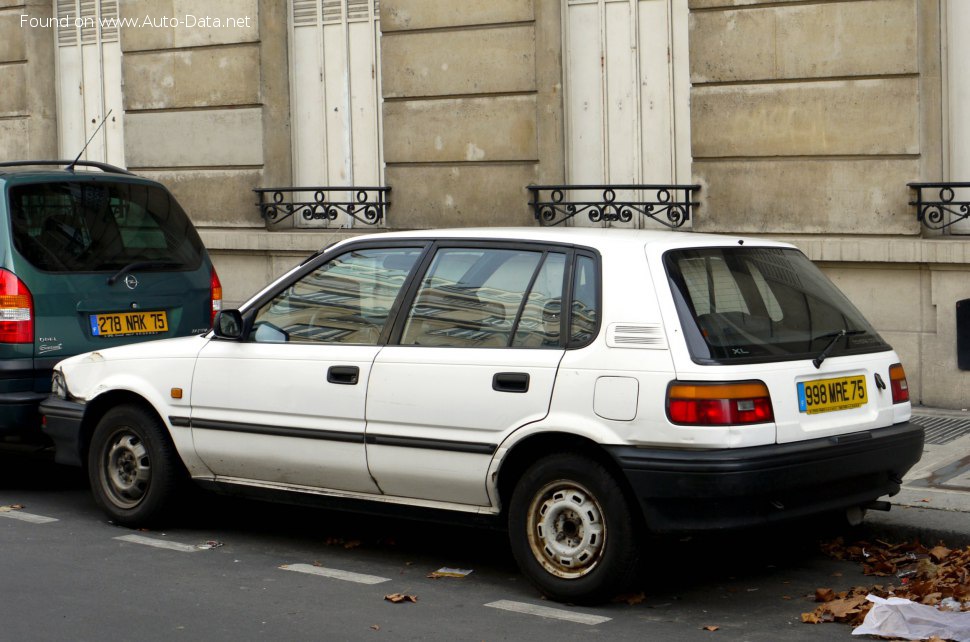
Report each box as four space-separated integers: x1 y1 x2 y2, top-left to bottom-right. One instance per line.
797 375 867 414
90 311 168 337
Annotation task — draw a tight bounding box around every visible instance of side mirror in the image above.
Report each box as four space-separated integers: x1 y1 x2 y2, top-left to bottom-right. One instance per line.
212 309 244 339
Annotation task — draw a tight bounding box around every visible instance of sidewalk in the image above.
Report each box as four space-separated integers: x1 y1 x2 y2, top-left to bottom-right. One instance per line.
860 406 970 547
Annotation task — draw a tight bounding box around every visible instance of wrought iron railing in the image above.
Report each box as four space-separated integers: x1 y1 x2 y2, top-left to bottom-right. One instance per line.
909 182 970 231
527 184 700 228
254 186 390 227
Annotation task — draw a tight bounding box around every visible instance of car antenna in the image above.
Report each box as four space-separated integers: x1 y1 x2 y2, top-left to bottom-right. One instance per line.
66 109 113 173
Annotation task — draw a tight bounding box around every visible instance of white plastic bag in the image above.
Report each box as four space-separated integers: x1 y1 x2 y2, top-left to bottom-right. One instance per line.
852 595 970 641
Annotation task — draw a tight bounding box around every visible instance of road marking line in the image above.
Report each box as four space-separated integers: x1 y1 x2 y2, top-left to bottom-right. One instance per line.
0 511 58 524
279 563 390 585
114 534 200 552
484 600 611 626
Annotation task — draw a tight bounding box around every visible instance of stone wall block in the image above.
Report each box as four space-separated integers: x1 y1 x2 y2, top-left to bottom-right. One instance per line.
121 0 258 52
0 11 27 61
123 46 260 110
0 119 28 160
0 63 26 116
137 169 264 227
385 164 537 228
692 78 918 157
693 158 919 234
690 0 916 82
124 108 263 167
381 0 533 31
382 25 535 98
383 95 537 163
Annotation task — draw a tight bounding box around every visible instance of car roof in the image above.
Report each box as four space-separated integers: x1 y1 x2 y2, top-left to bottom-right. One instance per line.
0 160 135 179
341 227 796 253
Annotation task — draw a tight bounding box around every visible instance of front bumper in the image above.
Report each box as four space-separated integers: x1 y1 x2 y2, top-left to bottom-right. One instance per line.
39 396 86 466
606 421 924 532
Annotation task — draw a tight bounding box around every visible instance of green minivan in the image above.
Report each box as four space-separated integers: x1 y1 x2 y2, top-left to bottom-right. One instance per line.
0 160 221 446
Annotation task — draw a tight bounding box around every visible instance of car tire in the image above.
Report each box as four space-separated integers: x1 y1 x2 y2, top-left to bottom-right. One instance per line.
508 453 640 604
88 404 182 527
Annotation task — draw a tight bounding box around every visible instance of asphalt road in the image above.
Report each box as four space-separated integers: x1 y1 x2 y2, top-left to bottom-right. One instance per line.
0 451 887 641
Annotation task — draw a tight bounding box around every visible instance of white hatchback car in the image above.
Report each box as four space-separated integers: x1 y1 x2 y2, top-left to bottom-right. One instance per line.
42 228 923 603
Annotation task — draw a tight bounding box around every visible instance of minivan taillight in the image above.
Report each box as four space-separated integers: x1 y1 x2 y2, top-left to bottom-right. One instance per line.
0 269 33 344
210 268 223 326
889 363 909 404
667 381 774 426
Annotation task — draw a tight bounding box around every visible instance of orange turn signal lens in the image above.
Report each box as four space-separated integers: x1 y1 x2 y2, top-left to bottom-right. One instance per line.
667 381 773 426
889 363 909 404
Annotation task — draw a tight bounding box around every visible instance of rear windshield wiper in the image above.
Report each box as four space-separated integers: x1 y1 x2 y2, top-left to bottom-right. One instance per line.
811 329 866 369
107 260 183 285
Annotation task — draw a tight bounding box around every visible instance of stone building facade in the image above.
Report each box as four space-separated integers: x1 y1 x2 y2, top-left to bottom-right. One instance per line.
2 0 969 408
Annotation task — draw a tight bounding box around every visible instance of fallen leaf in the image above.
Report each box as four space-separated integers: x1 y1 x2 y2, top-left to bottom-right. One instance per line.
928 545 951 563
370 624 380 631
384 593 417 604
0 504 25 513
702 625 719 632
344 540 362 550
801 612 822 624
814 588 836 603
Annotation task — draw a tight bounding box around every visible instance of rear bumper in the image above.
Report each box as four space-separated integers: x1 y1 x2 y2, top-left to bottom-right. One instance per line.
39 396 85 466
0 390 50 440
606 422 925 532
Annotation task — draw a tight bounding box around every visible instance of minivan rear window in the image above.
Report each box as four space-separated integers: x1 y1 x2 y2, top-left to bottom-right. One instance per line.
9 181 204 272
665 247 889 364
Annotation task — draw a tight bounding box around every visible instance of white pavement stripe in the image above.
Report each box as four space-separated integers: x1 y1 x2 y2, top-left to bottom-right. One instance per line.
114 534 200 553
0 511 59 524
484 600 611 626
280 563 390 585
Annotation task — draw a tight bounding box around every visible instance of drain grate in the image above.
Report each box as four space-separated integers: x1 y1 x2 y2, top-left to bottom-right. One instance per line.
911 414 970 445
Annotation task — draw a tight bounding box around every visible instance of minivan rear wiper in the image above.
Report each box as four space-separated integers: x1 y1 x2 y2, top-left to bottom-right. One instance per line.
811 329 866 369
106 261 183 285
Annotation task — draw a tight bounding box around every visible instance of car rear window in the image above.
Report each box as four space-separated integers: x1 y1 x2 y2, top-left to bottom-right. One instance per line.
9 181 204 272
664 246 890 364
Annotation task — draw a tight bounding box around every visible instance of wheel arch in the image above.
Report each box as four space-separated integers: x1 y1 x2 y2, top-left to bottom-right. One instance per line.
495 431 642 526
79 390 167 469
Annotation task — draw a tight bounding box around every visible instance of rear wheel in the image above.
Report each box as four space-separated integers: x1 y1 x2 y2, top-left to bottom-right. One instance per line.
88 405 181 526
508 453 640 604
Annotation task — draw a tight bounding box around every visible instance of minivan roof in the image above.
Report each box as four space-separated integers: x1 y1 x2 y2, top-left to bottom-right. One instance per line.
0 160 133 177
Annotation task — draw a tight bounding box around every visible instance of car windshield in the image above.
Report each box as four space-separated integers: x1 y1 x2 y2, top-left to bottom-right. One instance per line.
9 181 204 272
664 246 889 364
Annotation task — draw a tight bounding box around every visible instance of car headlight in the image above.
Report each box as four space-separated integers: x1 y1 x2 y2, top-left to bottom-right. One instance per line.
51 370 67 399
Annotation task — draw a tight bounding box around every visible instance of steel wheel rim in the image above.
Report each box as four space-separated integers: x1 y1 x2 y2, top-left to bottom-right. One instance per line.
525 479 606 579
100 428 151 509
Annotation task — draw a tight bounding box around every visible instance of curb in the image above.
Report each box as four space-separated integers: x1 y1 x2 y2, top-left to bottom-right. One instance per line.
856 505 970 548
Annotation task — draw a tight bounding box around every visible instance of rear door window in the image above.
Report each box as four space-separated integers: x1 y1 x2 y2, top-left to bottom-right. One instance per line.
665 247 889 363
10 181 204 272
399 246 599 349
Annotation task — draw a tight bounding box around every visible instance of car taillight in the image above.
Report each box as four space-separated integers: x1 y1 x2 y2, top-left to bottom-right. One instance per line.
0 269 33 344
889 363 909 404
667 381 773 426
210 268 223 327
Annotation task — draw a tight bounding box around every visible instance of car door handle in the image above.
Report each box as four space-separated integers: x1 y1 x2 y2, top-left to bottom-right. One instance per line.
327 365 360 385
493 372 530 393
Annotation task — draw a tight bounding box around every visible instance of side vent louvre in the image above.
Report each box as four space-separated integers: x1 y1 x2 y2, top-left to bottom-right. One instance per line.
607 323 667 350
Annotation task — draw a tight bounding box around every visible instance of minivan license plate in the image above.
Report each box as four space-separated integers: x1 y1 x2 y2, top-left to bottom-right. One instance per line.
90 311 168 337
797 375 867 414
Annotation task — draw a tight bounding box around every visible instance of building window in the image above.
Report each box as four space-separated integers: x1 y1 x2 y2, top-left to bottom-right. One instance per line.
289 0 384 228
54 0 125 166
561 0 690 227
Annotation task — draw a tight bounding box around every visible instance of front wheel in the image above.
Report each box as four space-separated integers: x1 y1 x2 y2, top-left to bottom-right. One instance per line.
508 453 641 604
88 405 181 527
